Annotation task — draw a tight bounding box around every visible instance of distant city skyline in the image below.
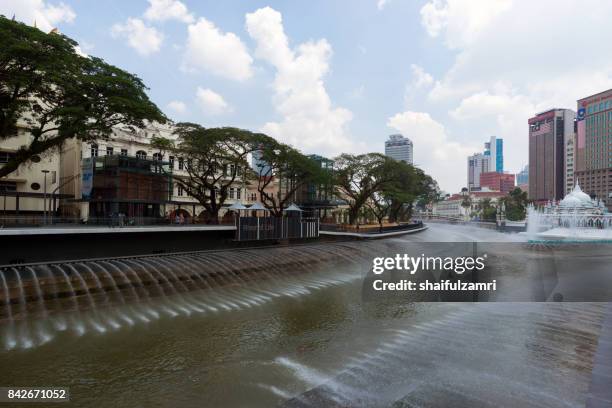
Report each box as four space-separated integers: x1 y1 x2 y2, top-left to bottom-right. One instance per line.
3 0 612 193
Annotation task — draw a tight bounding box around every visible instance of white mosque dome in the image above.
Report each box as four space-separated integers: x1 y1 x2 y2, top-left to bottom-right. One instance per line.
560 183 595 208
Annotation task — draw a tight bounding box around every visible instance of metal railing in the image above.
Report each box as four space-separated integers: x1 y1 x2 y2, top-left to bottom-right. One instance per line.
0 215 233 228
235 216 319 241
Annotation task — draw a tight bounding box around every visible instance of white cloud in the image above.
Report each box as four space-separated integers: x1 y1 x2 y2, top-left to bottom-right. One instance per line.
195 87 230 115
410 64 434 89
167 100 188 115
111 18 163 56
414 0 612 192
420 0 511 49
246 6 359 157
183 17 253 81
144 0 194 24
387 111 476 191
1 0 75 32
377 0 390 10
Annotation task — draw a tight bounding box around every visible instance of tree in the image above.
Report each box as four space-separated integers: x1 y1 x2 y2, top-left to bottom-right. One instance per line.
150 136 174 159
334 153 402 225
0 17 166 178
171 124 272 223
255 142 331 216
479 198 497 222
502 187 529 221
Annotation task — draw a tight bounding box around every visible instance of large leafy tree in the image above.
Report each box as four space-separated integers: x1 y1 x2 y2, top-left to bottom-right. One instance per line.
367 160 435 228
501 187 529 221
172 123 273 223
255 141 331 217
0 17 166 178
334 153 402 225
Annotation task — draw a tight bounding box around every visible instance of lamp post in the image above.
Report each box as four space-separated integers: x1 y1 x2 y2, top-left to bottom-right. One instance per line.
41 169 50 225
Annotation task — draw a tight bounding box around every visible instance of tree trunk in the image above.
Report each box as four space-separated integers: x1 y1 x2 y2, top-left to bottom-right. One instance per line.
348 206 360 226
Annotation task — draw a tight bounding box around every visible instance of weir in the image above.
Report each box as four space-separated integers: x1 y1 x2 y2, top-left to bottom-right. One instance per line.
0 241 389 350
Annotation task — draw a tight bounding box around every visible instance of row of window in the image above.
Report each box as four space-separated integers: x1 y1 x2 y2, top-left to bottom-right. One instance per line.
174 186 245 200
0 151 17 164
90 145 245 176
587 100 612 115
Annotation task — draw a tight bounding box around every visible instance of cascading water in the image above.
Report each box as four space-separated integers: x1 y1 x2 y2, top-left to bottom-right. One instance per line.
0 242 385 351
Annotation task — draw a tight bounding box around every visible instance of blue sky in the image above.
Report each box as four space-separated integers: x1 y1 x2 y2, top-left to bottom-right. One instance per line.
3 0 612 193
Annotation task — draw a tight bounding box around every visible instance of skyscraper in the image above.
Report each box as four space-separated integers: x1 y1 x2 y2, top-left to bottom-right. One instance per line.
484 136 504 173
575 89 612 210
467 153 491 191
384 134 413 164
516 165 529 185
528 108 575 203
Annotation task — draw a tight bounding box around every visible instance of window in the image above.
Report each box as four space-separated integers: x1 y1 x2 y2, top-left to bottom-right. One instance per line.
153 152 162 161
178 157 184 170
236 188 241 200
106 146 114 156
229 188 235 199
169 156 174 169
121 149 128 156
177 185 184 196
136 150 147 159
91 144 99 157
0 151 16 163
0 181 17 192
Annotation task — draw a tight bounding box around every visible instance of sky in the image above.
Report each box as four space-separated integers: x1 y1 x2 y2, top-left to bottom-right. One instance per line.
3 0 612 193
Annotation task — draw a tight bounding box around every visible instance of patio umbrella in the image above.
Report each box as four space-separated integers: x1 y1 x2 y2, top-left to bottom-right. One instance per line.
283 204 303 212
248 202 269 211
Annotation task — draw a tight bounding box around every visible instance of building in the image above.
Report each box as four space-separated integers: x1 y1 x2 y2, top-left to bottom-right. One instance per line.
251 148 271 176
385 134 413 164
516 165 528 186
467 153 491 191
575 89 612 210
56 122 248 222
484 136 504 172
565 129 575 196
281 154 338 219
432 196 466 219
480 172 516 193
528 108 576 203
0 117 64 218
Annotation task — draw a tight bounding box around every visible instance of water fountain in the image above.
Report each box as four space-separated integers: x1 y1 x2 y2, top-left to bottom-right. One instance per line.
526 182 612 241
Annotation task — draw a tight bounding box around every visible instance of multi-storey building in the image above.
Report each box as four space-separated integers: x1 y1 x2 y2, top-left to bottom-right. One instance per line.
484 136 504 173
385 134 413 164
62 122 250 221
565 129 575 196
0 117 63 218
528 108 576 203
479 172 516 193
467 153 491 191
575 89 612 210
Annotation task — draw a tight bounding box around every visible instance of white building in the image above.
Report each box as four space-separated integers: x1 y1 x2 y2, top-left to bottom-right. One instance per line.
385 134 413 164
58 122 250 222
0 118 61 217
467 153 491 191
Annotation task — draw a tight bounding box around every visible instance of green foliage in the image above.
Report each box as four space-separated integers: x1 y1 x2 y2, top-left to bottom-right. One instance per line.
335 154 434 225
479 198 497 222
172 123 273 222
150 136 174 159
0 16 166 177
502 187 528 221
256 140 331 216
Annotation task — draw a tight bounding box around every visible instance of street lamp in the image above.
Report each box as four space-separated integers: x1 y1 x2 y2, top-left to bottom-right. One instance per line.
41 169 50 225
